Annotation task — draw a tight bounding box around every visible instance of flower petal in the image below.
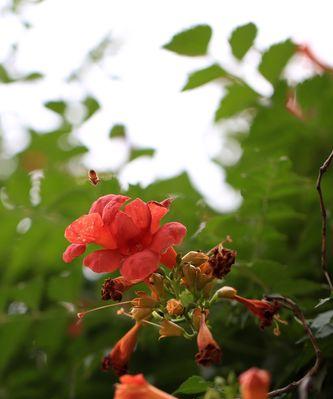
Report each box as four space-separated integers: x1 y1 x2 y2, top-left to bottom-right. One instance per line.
120 250 160 282
83 249 123 273
89 194 129 216
147 201 169 234
102 195 130 225
150 222 187 254
65 213 104 244
160 246 177 269
62 244 86 263
124 198 151 231
111 211 141 247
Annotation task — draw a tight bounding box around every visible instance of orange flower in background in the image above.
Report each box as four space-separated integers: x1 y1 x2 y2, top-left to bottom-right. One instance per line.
233 296 280 329
239 368 271 399
102 322 141 376
114 374 177 399
63 194 187 282
195 312 222 366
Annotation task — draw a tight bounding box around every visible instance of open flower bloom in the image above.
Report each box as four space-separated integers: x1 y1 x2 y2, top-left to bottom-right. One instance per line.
102 322 141 376
233 296 280 329
63 194 187 282
115 374 177 399
195 313 222 366
239 368 271 399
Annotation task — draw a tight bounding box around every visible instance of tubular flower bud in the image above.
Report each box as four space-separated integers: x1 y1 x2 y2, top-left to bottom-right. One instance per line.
131 292 158 321
182 251 209 267
208 246 237 279
102 323 141 376
101 276 133 301
182 263 198 289
166 299 184 316
234 296 280 329
159 320 185 339
195 313 222 366
148 273 165 300
115 374 177 399
217 286 237 299
239 368 271 399
192 308 209 331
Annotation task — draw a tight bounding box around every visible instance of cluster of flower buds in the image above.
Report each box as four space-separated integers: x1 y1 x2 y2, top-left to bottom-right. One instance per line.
64 194 285 378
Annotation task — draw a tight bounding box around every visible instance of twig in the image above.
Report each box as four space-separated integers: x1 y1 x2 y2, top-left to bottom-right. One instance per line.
316 149 333 292
264 295 322 398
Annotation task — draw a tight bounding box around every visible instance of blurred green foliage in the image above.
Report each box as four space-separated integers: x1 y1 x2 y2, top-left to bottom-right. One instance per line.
0 18 333 399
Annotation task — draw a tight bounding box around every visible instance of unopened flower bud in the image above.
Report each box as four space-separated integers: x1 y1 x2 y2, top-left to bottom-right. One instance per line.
166 299 184 316
182 251 209 267
159 320 185 339
182 263 198 289
217 286 237 299
239 368 271 399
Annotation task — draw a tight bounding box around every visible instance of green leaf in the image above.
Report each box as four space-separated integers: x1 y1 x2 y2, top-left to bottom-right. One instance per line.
174 375 210 395
215 83 258 121
23 72 43 81
129 147 155 161
83 96 100 120
259 39 296 84
0 64 12 83
229 22 257 60
44 100 66 116
182 64 227 91
163 25 212 56
109 124 126 138
0 316 31 373
311 310 333 339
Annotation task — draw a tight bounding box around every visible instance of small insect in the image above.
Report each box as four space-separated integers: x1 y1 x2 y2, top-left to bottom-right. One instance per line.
88 170 100 185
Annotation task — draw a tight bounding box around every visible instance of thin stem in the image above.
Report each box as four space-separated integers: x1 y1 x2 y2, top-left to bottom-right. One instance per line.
77 301 133 318
264 295 322 398
316 149 333 292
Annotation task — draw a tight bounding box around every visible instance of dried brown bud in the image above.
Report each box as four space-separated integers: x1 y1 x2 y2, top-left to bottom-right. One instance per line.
101 277 131 301
208 246 237 279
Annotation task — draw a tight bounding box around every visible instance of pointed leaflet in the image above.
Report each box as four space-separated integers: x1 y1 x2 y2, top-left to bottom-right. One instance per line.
259 39 296 84
182 64 227 91
215 83 259 121
163 25 212 56
229 22 257 60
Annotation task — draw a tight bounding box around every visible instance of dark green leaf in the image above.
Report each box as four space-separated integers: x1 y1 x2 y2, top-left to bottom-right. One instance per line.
229 22 257 60
163 25 212 56
174 375 210 395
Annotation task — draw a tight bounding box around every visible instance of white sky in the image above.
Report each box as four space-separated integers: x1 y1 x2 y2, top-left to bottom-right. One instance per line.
0 0 332 211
